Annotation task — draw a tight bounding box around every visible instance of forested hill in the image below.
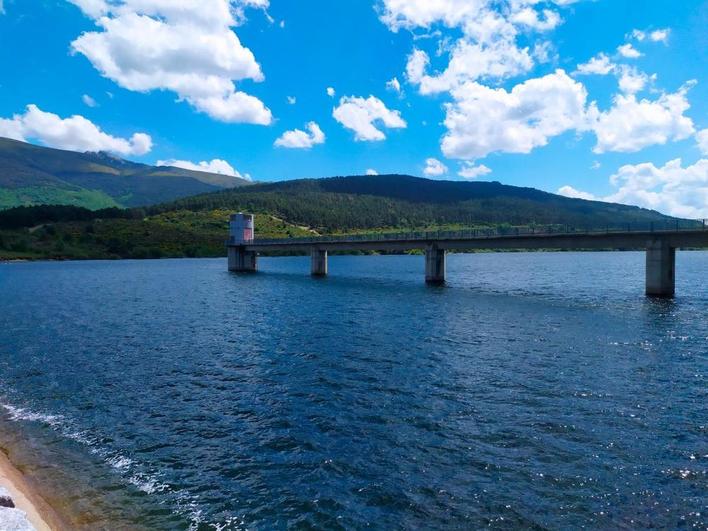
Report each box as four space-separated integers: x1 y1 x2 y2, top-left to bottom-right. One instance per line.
153 174 677 232
0 137 251 210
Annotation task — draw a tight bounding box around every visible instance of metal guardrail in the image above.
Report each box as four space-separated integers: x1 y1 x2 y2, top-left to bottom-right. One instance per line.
237 219 708 246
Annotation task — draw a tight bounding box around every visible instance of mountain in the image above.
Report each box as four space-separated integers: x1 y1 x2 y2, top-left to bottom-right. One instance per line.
155 174 678 232
0 137 251 210
0 174 691 261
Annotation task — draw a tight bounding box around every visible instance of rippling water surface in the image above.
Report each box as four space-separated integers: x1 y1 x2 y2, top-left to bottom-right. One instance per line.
0 252 706 529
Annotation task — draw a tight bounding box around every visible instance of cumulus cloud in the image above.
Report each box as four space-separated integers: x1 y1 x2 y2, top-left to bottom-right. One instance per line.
157 158 249 179
559 159 708 218
576 53 615 75
382 0 577 93
365 168 379 175
649 28 670 44
632 28 670 44
617 65 651 94
0 104 151 155
68 0 272 125
332 95 406 141
406 40 533 94
82 94 98 107
697 129 708 155
510 7 561 31
326 87 335 97
386 77 402 93
557 185 596 200
423 157 448 177
441 69 588 160
590 84 695 153
274 122 325 149
458 162 491 179
617 43 642 59
286 96 296 105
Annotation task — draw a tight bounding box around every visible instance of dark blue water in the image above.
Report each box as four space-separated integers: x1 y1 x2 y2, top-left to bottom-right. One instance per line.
0 253 706 529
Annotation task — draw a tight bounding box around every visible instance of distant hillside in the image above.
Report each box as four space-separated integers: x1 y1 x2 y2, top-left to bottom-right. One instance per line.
0 174 693 261
154 174 678 232
0 137 251 210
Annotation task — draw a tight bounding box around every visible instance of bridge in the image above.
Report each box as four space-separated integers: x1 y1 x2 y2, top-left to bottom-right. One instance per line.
227 214 708 297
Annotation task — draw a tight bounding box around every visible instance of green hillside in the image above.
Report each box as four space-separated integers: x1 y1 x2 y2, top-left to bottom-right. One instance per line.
0 137 251 209
154 174 677 232
0 173 692 261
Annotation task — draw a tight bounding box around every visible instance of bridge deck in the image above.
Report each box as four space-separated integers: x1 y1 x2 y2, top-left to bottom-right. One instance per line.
232 226 708 253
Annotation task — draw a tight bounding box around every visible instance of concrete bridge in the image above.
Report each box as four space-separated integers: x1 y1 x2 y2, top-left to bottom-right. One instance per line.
227 215 708 297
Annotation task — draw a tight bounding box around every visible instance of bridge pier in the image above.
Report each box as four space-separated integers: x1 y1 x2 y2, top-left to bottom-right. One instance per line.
646 240 675 297
228 246 257 272
425 246 446 284
311 249 328 277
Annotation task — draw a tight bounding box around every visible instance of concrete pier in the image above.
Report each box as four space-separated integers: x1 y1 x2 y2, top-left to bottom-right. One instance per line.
311 249 328 277
228 246 257 272
425 246 446 284
646 240 675 297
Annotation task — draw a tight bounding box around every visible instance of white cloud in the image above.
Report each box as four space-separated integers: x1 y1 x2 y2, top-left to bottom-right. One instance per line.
510 8 561 31
365 168 379 175
423 157 448 176
382 0 577 94
326 87 335 97
441 69 588 160
576 53 614 75
696 129 708 155
286 96 296 105
606 159 708 218
157 158 248 179
631 29 646 42
557 185 596 200
458 162 491 179
591 161 601 170
633 28 670 44
560 159 708 218
406 40 533 94
617 65 651 94
386 77 402 93
649 28 670 43
617 43 642 59
69 0 108 18
590 85 695 153
82 94 98 107
0 104 151 155
68 0 272 125
274 121 325 149
332 95 406 141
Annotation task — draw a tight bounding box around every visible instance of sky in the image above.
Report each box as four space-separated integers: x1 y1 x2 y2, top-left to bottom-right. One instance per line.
0 0 707 217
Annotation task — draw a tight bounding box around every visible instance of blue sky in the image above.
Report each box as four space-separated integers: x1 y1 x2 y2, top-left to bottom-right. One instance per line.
0 0 707 217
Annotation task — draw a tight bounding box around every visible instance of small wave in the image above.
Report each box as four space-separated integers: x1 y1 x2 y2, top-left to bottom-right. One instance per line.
1 399 209 528
2 404 63 426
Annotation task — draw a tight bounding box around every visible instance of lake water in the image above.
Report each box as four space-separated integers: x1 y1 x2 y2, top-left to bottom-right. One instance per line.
0 253 706 529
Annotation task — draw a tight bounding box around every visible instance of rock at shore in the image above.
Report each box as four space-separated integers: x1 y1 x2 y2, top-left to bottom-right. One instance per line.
0 487 36 531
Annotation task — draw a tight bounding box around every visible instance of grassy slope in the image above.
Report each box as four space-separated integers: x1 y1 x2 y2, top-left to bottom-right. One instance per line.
0 186 120 210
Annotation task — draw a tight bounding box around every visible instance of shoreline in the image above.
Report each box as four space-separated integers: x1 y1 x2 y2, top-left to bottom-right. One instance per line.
0 449 66 531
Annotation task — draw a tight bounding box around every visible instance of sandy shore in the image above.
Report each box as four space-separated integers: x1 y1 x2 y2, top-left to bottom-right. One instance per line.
0 450 65 530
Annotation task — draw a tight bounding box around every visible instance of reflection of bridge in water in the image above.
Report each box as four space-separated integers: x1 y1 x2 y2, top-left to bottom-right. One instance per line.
227 215 708 298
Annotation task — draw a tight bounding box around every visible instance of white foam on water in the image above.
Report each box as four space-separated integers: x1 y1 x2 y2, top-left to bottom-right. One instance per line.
1 398 211 528
2 404 63 427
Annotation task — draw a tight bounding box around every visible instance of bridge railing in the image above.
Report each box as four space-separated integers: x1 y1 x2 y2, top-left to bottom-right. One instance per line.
246 219 707 246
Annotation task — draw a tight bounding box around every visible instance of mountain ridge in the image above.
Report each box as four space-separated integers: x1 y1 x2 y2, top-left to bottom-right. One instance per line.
0 137 250 209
